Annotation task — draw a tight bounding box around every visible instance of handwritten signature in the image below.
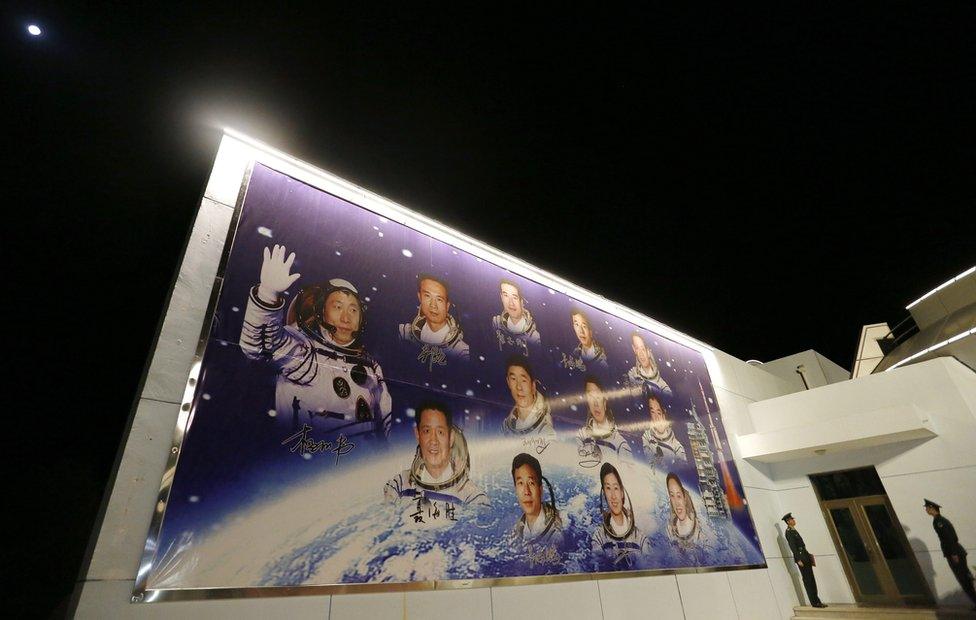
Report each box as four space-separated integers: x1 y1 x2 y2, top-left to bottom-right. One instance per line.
523 437 550 455
526 544 561 567
559 353 586 371
281 424 355 465
418 344 448 369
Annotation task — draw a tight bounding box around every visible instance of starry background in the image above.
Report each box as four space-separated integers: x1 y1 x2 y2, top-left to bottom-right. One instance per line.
2 2 974 617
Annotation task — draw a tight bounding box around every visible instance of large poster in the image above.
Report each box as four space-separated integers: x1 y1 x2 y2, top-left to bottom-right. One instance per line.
142 163 763 595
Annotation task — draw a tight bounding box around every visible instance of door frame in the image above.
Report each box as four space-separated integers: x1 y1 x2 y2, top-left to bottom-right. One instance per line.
818 493 933 606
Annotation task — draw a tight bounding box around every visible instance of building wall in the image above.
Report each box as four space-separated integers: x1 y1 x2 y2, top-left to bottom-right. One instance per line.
72 134 974 618
750 358 976 606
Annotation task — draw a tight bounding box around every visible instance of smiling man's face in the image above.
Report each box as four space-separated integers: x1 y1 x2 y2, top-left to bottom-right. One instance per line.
415 408 452 475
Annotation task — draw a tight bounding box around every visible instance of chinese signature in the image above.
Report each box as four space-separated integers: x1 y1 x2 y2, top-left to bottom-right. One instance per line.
410 496 458 524
418 344 448 370
281 424 355 465
496 330 529 356
526 544 561 567
559 353 586 371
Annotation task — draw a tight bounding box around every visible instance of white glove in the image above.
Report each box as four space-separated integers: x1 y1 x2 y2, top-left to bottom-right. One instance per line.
257 244 301 305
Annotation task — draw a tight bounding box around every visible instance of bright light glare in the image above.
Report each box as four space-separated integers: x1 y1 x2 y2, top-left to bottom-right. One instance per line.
27 24 42 36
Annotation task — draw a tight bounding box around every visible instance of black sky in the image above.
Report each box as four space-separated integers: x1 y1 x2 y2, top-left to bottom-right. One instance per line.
3 3 975 617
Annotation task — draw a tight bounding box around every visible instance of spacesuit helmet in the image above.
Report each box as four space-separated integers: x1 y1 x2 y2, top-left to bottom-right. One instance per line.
287 278 366 345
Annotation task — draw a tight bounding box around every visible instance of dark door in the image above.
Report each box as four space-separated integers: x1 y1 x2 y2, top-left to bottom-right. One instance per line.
812 469 932 606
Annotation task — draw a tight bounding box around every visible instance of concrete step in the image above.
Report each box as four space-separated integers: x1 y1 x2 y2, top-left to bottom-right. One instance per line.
791 604 975 620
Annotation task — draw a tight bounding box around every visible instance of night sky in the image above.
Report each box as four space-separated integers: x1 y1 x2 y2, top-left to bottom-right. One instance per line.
3 3 974 617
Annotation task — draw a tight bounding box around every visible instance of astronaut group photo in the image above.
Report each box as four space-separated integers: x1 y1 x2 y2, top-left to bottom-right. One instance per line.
143 164 764 592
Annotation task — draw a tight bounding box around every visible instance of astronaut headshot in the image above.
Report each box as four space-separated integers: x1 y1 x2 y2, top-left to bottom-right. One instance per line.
384 401 490 523
398 273 469 364
501 355 556 437
511 453 564 547
562 308 607 370
576 375 633 466
491 279 541 355
239 244 392 440
666 472 701 548
591 462 651 568
642 392 687 469
624 332 672 397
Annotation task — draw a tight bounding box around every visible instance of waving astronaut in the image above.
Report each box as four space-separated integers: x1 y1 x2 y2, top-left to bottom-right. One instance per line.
239 244 392 440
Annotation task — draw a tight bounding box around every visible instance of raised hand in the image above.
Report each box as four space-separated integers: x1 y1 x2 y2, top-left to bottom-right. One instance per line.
257 244 301 304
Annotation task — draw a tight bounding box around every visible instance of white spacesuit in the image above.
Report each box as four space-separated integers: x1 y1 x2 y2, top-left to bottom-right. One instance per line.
513 502 564 547
591 511 652 569
577 420 634 464
398 313 470 362
239 246 391 440
624 364 672 396
642 424 687 469
502 393 556 437
384 426 490 526
491 309 541 355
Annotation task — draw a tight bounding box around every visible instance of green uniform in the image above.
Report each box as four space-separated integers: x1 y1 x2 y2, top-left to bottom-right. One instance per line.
933 514 976 605
786 526 823 607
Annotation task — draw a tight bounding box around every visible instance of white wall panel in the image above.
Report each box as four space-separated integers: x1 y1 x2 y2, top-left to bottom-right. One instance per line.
764 559 802 619
740 486 786 560
807 554 855 604
142 197 234 404
405 589 492 620
74 580 331 619
913 548 976 606
706 350 743 395
87 398 180 581
728 569 781 620
204 139 254 208
598 574 683 620
329 591 403 620
675 572 737 620
771 486 834 557
880 465 976 555
490 581 603 620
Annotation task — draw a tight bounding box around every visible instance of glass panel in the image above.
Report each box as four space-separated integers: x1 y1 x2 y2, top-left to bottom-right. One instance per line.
863 504 927 596
830 507 883 595
811 468 885 501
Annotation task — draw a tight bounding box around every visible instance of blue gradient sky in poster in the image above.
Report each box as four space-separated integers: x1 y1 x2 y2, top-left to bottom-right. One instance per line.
150 163 763 589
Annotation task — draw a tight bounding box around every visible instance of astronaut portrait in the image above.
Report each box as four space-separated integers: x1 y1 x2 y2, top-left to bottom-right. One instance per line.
384 401 490 524
561 308 607 371
624 332 672 397
398 273 469 366
491 279 541 356
501 355 556 437
239 244 392 440
511 453 564 549
591 462 651 568
576 375 633 467
642 392 687 469
666 473 702 549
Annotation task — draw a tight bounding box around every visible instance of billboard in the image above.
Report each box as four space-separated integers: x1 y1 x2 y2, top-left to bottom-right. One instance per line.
138 162 763 598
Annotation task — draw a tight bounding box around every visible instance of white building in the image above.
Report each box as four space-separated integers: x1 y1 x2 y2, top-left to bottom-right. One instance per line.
71 132 976 619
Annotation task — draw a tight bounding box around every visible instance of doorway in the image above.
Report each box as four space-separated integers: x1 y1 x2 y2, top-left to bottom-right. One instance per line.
811 468 933 606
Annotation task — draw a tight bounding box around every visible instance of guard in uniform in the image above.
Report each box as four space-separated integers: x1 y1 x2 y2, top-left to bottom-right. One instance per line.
925 499 976 607
784 513 827 608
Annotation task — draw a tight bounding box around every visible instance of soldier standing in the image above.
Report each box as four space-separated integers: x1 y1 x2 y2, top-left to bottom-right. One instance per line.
784 513 827 608
925 499 976 608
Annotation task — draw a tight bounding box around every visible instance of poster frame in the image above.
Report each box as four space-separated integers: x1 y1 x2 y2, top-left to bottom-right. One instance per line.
132 133 765 603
